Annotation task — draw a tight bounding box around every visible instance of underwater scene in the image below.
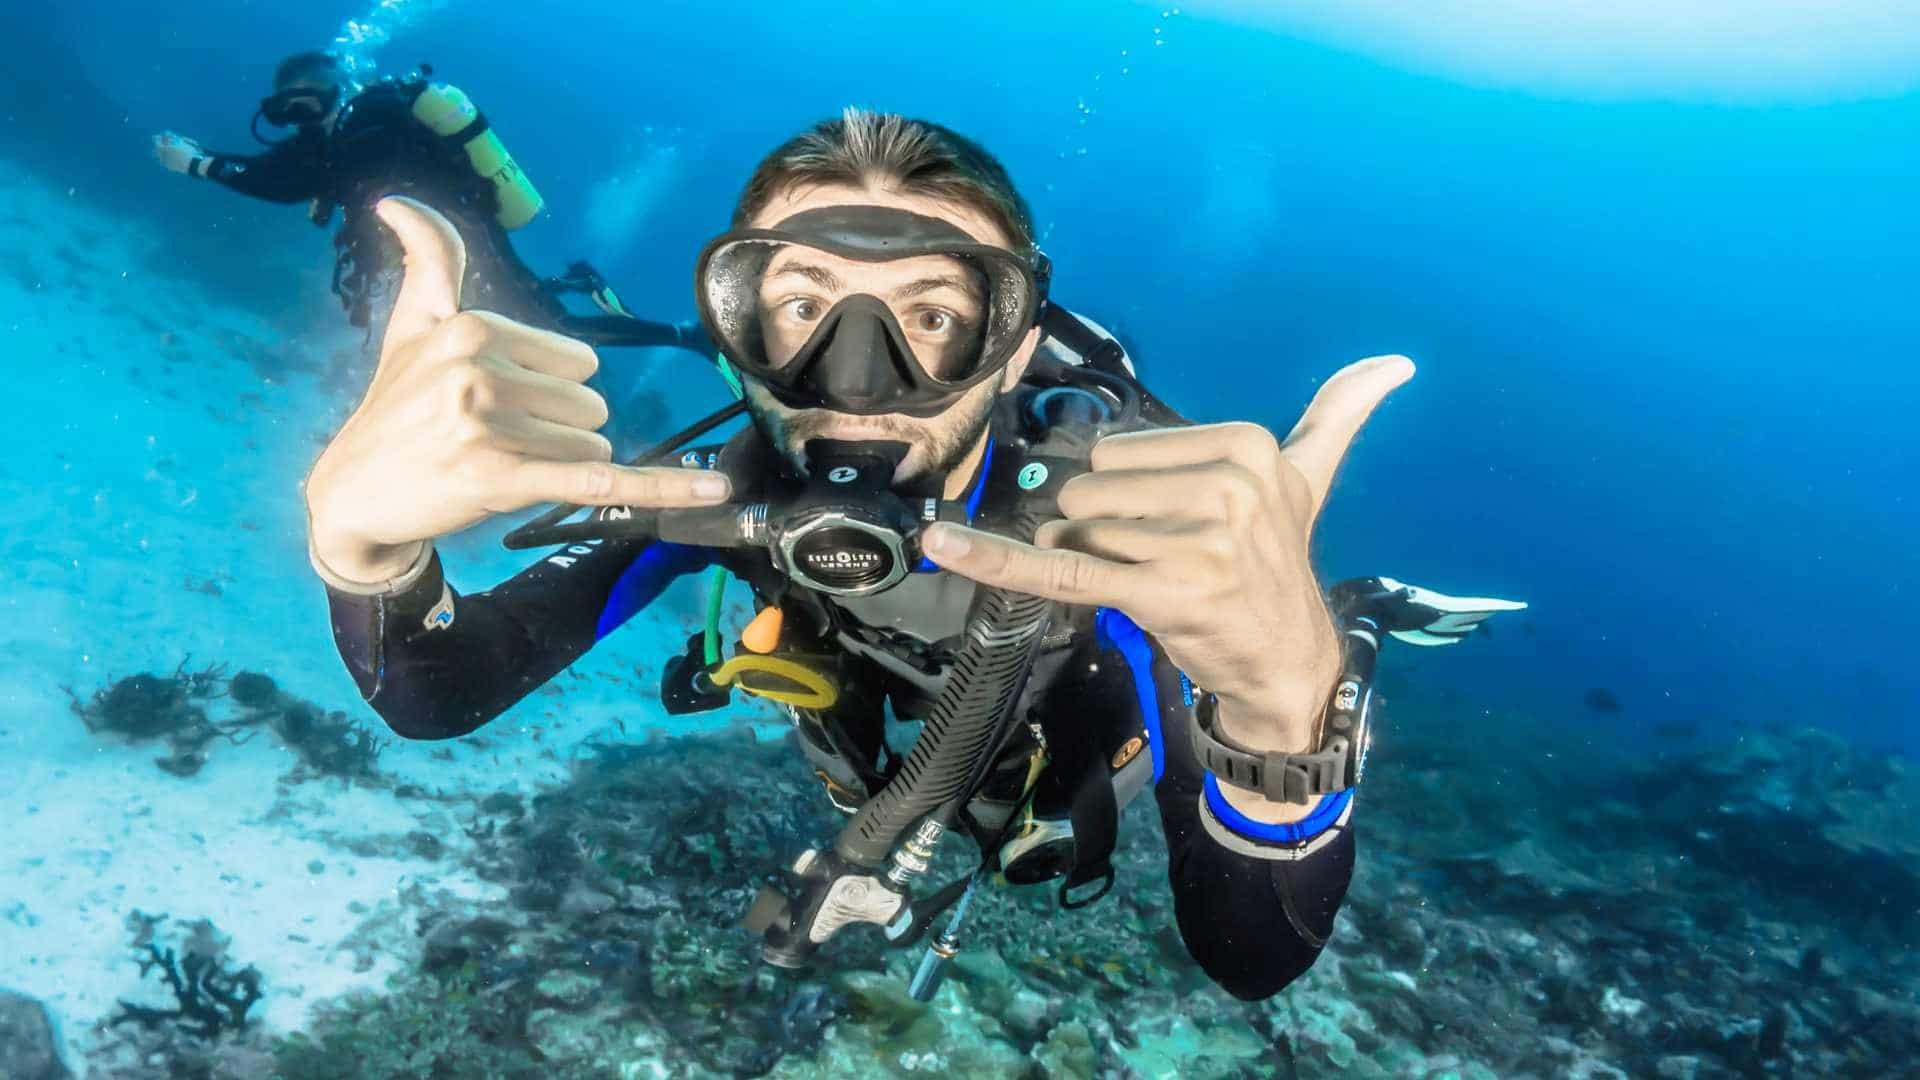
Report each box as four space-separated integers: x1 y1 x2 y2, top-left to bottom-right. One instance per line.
2 1 1916 1077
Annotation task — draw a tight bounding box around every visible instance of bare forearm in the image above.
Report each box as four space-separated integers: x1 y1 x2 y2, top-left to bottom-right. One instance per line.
1211 617 1342 823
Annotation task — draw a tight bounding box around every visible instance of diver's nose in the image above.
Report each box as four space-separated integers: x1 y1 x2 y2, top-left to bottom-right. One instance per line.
805 299 919 412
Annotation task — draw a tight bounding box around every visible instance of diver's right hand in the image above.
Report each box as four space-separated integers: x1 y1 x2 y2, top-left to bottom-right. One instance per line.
152 132 207 175
303 196 732 587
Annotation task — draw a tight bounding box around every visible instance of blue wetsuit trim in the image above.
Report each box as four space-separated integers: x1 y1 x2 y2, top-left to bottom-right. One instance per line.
595 542 713 640
1203 775 1352 844
914 439 994 573
1095 608 1165 782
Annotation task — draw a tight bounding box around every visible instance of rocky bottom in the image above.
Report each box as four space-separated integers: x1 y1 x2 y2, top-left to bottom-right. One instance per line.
14 698 1917 1080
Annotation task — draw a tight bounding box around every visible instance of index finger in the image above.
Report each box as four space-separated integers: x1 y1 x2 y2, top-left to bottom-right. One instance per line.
1281 354 1415 513
921 523 1133 608
503 460 732 511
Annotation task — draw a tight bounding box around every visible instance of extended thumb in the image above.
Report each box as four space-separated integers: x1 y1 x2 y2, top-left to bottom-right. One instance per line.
375 196 466 350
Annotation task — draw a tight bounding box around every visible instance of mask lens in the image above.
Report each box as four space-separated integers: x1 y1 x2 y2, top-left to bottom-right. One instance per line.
262 86 334 125
700 238 1022 384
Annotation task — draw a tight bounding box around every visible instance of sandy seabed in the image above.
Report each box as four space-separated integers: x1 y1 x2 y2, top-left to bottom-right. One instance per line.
0 158 711 1072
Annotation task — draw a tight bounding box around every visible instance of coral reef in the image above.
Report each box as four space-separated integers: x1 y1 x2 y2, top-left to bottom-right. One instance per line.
107 912 263 1041
64 659 254 777
258 712 1919 1079
268 701 386 782
50 692 1905 1079
67 662 384 783
85 913 273 1079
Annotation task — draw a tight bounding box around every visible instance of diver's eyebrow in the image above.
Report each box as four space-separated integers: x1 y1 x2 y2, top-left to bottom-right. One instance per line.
766 261 842 290
892 276 983 302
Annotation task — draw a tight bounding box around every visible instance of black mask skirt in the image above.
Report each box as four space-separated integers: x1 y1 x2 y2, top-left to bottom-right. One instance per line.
258 84 341 128
694 204 1049 418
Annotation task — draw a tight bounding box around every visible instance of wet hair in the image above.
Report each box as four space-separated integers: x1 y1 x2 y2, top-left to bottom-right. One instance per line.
273 51 346 92
733 108 1036 257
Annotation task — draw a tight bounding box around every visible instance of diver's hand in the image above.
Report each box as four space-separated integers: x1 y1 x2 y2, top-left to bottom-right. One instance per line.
152 132 207 176
925 355 1414 810
303 196 731 586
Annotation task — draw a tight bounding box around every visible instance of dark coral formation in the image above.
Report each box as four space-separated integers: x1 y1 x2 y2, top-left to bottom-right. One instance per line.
260 710 1918 1079
269 701 385 782
106 913 263 1042
227 671 279 710
64 660 254 777
67 661 383 783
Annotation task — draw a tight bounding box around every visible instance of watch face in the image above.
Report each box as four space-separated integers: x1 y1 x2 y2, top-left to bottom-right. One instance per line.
1335 681 1360 712
1351 684 1374 785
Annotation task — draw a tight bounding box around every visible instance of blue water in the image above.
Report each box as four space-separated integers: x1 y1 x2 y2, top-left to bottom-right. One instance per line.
4 1 1917 1074
39 0 1911 754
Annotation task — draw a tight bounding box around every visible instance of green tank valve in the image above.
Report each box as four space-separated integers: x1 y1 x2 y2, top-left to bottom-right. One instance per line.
410 82 545 230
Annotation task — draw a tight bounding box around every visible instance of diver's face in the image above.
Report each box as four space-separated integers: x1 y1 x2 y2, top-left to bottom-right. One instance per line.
279 77 344 131
740 183 1040 494
756 244 988 379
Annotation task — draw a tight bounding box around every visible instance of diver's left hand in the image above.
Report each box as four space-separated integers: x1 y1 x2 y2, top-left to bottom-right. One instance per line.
152 132 207 175
924 355 1415 755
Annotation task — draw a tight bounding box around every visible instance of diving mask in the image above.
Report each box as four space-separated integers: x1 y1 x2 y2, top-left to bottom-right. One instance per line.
694 204 1050 418
259 84 341 127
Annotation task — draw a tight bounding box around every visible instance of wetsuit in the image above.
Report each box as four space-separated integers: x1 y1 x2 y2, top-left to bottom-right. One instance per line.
318 388 1357 1001
190 76 689 350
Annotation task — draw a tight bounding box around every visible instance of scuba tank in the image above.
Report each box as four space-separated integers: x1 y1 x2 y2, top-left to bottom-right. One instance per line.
409 82 544 229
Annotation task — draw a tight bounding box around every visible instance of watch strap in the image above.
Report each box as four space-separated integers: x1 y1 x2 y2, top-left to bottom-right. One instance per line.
1190 692 1351 803
1191 614 1381 803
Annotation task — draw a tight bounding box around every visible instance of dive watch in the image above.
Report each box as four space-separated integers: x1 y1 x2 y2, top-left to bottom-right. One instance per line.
1189 619 1379 804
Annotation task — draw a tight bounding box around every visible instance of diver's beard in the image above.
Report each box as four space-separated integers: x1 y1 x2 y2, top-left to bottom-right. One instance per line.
750 382 998 491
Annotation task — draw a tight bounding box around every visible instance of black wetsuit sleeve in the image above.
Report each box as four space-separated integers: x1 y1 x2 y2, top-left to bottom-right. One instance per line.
321 538 711 739
560 315 698 351
199 138 325 204
1139 633 1356 1001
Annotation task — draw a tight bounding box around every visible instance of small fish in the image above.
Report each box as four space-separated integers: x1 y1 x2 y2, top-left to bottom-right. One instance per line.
1583 688 1623 714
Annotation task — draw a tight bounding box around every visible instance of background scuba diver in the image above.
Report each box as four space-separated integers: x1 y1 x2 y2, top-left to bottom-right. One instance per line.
301 111 1516 1001
150 50 701 355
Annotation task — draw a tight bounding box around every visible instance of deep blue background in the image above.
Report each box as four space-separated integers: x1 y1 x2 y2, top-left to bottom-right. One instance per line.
9 0 1916 755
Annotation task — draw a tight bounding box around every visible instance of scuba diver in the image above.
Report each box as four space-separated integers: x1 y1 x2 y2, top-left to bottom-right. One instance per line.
151 50 702 353
302 109 1525 1001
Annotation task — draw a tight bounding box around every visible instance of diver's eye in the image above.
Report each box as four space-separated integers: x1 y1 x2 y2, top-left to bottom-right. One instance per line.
781 297 823 322
911 309 955 335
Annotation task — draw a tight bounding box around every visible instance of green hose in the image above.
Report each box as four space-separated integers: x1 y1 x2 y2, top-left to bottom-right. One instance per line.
715 352 745 400
697 351 745 668
702 566 728 667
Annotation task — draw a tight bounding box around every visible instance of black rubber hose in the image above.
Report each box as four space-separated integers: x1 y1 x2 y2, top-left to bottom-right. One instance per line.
833 536 1052 868
832 393 1105 869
